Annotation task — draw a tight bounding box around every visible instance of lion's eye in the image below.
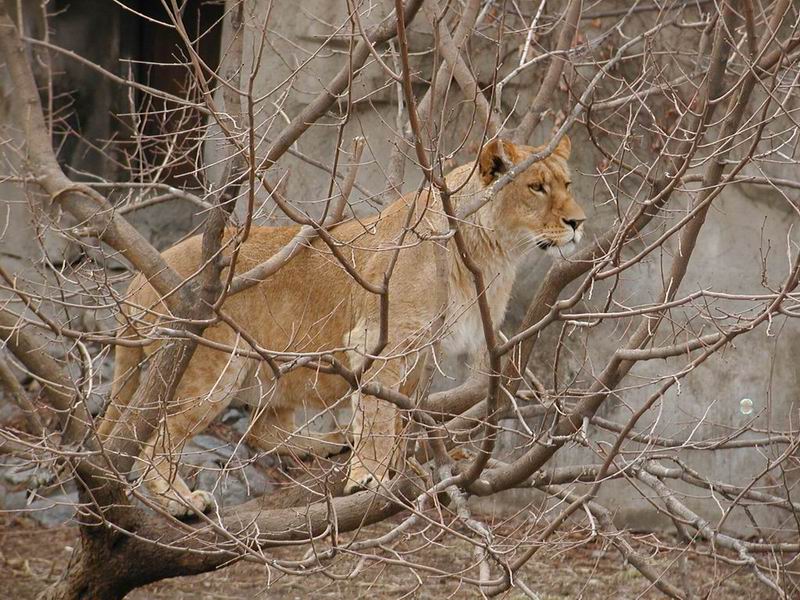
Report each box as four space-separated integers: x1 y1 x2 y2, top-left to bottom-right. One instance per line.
528 183 545 194
565 181 571 189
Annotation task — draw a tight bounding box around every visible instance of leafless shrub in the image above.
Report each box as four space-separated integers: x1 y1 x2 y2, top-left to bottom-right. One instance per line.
0 1 799 598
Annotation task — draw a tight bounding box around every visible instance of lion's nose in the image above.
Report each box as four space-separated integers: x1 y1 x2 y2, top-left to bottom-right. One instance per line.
563 218 584 230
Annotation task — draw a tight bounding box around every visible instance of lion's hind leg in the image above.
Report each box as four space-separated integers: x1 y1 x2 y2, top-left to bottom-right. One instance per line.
140 350 252 518
97 332 143 441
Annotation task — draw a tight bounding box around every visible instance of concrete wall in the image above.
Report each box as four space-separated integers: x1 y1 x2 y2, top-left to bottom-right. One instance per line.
2 0 798 534
208 0 800 534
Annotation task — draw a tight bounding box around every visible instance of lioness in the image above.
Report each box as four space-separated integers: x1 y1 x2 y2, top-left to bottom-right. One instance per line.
99 136 585 516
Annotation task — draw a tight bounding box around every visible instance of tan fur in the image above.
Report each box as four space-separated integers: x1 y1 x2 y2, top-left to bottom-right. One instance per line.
97 137 585 515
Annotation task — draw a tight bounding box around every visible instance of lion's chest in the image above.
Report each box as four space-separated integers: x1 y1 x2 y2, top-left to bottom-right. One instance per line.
443 258 517 358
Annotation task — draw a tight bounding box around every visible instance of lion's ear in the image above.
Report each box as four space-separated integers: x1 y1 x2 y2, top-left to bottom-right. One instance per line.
479 138 515 185
554 135 571 160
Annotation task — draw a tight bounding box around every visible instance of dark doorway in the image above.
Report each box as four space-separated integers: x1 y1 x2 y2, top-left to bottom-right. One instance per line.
120 0 224 188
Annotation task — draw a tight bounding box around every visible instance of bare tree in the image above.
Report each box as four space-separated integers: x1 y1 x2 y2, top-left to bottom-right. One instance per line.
1 0 799 598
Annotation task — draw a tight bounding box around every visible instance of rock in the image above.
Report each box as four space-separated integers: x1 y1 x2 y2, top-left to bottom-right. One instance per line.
2 457 39 486
182 434 250 464
195 459 272 508
1 489 29 511
223 408 252 437
253 451 281 472
26 492 77 527
221 407 246 425
1 456 59 491
177 431 275 507
0 400 25 426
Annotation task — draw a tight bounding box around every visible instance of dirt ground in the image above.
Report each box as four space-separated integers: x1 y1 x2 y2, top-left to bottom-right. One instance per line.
1 510 789 600
0 418 792 598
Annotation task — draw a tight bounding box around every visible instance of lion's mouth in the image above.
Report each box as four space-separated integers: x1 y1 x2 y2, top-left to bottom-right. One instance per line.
534 226 583 253
538 228 583 257
537 233 578 250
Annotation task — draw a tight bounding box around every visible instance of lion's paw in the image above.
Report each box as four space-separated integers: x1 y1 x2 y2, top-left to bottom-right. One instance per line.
343 466 382 495
165 490 215 518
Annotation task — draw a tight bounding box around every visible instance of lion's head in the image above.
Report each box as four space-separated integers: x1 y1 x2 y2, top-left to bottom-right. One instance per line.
478 136 586 256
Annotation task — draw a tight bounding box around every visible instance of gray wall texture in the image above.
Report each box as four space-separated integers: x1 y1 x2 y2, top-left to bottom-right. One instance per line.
1 0 798 535
202 0 800 534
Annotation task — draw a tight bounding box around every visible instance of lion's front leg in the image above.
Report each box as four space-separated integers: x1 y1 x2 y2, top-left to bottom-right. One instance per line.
343 351 427 494
344 388 403 493
139 351 251 518
142 429 216 519
343 290 436 495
